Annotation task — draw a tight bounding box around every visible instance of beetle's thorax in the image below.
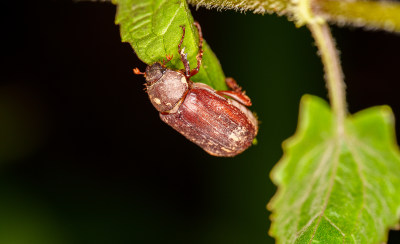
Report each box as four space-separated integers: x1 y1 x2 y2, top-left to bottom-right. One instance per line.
145 63 189 113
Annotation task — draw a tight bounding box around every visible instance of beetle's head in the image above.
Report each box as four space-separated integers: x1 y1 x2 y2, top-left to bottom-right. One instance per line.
145 63 166 84
145 63 188 114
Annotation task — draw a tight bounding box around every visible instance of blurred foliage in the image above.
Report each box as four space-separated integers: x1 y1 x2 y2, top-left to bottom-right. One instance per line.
0 182 68 244
0 84 48 163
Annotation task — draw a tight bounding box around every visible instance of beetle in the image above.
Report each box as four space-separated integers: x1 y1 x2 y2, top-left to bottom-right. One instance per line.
133 22 258 157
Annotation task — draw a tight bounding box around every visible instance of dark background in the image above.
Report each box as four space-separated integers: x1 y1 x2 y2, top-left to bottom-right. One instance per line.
1 0 400 243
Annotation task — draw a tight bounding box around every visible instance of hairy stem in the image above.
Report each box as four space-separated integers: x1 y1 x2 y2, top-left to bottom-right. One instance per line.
189 0 400 33
308 22 346 135
187 0 291 15
314 0 400 33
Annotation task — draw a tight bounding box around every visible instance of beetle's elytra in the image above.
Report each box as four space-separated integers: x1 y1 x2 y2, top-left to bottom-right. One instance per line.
133 22 258 157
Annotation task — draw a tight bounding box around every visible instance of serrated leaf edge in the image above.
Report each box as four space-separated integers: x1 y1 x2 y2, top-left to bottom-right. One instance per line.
268 96 400 243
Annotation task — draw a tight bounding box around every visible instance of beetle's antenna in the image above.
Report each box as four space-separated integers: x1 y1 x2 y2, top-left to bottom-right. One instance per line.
189 22 204 78
133 68 145 76
178 25 191 78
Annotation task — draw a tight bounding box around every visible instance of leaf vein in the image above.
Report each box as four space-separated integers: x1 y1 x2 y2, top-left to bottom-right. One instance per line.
293 141 333 237
132 12 152 25
309 139 340 243
295 214 320 238
160 1 183 58
344 139 367 241
130 1 151 12
130 19 151 33
324 215 345 239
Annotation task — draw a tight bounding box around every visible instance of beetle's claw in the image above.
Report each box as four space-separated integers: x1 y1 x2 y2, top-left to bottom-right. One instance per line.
162 54 174 67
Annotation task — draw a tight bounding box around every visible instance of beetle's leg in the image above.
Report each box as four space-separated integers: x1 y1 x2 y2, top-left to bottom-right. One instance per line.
216 77 252 106
133 67 146 76
161 54 173 67
178 25 191 78
225 77 242 92
217 90 252 106
188 22 204 78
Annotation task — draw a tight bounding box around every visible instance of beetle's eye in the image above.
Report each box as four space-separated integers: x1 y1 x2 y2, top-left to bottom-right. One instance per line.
145 63 166 83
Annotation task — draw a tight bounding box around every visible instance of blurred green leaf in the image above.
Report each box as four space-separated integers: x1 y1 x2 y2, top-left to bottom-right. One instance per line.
114 0 227 90
268 95 400 243
0 184 68 244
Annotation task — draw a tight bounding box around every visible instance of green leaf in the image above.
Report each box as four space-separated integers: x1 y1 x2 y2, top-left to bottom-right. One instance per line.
114 0 227 90
268 95 400 243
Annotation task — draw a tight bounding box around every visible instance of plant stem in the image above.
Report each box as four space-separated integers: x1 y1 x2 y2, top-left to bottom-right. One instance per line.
187 0 290 15
315 0 400 33
308 22 347 135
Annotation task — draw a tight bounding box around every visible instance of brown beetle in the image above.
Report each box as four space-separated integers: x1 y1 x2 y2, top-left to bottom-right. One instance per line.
134 22 258 157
